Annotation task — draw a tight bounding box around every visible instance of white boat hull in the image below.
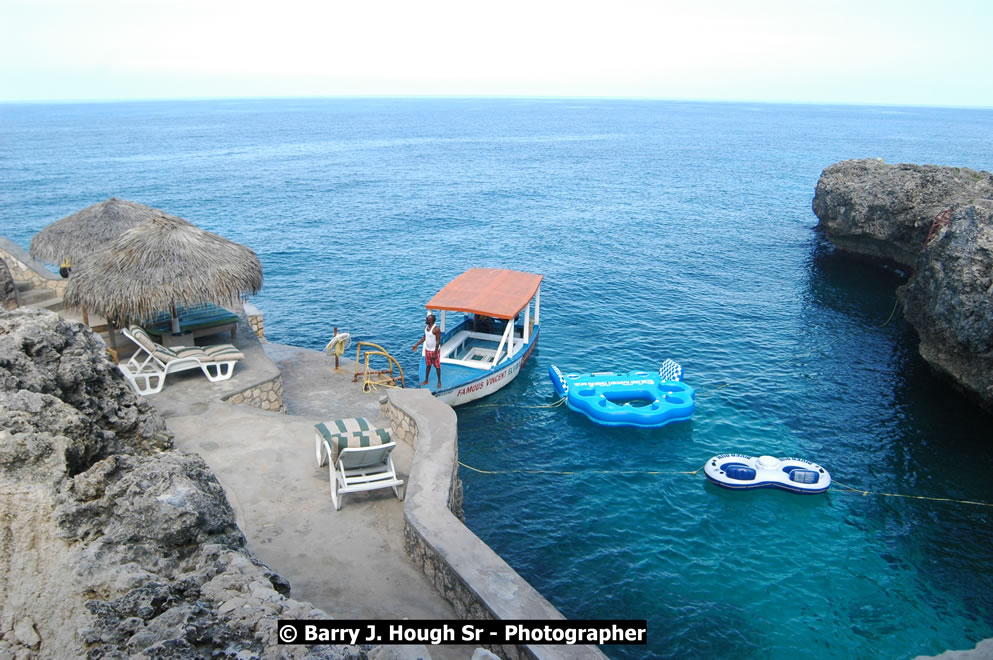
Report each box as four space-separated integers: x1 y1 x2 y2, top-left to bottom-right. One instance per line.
432 330 538 407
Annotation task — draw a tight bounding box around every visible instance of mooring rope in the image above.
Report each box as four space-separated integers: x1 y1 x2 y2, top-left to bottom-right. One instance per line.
458 461 707 477
879 296 901 327
458 296 904 405
457 465 993 509
470 396 568 409
832 480 993 508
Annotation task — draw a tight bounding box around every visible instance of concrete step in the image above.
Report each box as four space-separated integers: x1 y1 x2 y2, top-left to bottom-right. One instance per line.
39 298 64 313
18 287 55 304
15 279 34 293
18 287 63 311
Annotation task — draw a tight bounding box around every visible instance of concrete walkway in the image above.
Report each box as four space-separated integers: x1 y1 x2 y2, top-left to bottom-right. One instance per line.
139 325 478 658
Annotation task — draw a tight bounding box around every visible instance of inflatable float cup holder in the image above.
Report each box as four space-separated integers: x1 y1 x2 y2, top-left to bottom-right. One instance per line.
577 387 597 398
757 455 780 470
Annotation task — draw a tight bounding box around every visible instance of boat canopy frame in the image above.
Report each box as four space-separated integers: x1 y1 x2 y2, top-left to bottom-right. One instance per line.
425 268 542 320
425 268 541 370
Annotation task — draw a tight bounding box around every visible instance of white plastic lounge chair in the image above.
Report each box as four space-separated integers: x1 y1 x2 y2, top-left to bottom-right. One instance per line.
313 418 403 509
321 439 404 510
118 325 245 395
314 417 393 467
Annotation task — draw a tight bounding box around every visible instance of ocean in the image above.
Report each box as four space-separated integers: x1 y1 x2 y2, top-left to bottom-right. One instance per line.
2 98 992 659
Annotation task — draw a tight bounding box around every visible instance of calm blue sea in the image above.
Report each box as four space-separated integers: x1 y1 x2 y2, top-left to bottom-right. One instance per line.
2 98 992 659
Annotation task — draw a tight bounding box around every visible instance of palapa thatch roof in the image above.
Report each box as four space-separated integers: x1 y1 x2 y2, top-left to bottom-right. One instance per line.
63 214 263 323
29 198 172 266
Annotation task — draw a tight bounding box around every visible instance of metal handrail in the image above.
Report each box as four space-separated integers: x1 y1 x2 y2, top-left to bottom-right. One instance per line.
353 341 405 391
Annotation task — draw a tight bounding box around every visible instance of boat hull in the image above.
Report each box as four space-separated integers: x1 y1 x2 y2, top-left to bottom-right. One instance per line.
428 328 539 407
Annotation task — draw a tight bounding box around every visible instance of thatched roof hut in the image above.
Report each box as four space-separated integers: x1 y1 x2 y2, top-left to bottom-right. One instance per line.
64 214 263 324
29 198 172 267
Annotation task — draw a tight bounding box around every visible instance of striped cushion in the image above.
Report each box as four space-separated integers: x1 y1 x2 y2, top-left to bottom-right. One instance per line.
171 346 207 360
129 325 161 353
199 344 245 362
127 325 242 364
315 418 392 463
129 325 178 362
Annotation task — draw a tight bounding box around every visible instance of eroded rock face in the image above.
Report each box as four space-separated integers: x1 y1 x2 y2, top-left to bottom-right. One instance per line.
899 204 993 408
813 159 993 268
812 159 993 411
0 308 353 658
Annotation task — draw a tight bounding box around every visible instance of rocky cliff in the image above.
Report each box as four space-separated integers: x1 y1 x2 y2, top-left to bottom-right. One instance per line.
812 159 993 411
0 308 353 658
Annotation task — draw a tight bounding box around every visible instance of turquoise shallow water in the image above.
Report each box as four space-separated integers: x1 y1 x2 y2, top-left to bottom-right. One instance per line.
2 99 992 658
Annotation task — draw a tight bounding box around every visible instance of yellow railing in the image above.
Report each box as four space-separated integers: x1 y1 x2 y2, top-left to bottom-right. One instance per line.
352 342 405 392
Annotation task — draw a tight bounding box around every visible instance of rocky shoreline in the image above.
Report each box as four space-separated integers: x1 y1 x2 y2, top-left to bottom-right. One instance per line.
0 308 356 658
812 158 993 412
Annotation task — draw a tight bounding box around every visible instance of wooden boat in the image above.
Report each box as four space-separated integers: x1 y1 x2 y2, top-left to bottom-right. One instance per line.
418 268 542 406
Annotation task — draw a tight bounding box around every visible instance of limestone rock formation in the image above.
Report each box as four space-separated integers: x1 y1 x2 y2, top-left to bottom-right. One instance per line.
0 308 355 658
813 159 993 268
812 159 993 411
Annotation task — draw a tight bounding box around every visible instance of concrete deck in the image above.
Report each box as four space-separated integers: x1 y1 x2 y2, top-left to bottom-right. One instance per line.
136 319 477 658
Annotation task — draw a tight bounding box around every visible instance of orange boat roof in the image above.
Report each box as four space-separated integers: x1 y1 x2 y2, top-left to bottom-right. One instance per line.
426 268 543 320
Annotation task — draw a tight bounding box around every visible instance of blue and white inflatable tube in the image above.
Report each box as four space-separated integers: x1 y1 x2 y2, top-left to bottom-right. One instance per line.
704 454 831 494
549 359 695 429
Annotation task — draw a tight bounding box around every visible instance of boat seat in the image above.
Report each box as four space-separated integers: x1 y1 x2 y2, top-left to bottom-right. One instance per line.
442 330 471 355
464 347 497 362
723 464 756 481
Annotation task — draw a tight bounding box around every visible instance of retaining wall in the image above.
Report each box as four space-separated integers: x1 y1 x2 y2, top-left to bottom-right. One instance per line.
0 238 66 297
223 374 287 413
243 301 267 342
384 389 605 660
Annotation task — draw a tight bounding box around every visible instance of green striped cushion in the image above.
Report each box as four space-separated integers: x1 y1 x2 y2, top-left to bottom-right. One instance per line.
128 325 242 364
315 418 392 463
199 344 245 362
172 346 207 359
129 325 178 362
129 325 158 352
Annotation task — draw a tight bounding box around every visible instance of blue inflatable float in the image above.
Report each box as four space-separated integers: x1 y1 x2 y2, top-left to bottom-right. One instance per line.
549 359 695 428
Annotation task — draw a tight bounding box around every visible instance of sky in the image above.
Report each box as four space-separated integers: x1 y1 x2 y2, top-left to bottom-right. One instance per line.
1 0 992 107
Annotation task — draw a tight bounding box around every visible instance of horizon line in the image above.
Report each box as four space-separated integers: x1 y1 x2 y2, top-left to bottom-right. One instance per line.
2 94 992 112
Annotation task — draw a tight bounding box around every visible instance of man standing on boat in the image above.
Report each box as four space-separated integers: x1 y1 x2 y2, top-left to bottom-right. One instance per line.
412 313 442 388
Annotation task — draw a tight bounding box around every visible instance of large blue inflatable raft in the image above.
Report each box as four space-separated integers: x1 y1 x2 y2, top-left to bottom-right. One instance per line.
549 359 695 428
